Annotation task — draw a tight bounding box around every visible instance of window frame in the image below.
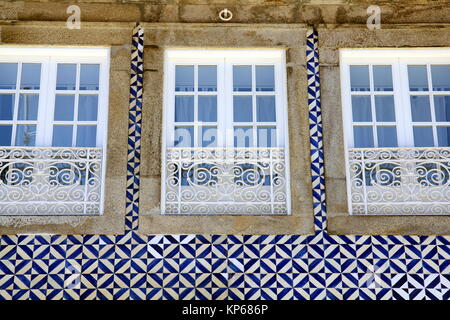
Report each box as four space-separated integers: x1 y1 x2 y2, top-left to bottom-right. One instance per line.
161 48 291 215
340 48 450 216
0 46 110 216
0 47 110 149
340 48 450 149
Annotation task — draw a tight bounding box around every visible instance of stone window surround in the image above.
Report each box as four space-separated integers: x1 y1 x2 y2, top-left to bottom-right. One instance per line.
0 24 132 235
320 27 450 235
0 23 316 235
138 25 315 235
162 49 291 216
1 23 450 235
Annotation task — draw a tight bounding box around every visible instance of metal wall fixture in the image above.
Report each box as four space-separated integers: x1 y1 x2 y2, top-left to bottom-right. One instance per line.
219 8 233 21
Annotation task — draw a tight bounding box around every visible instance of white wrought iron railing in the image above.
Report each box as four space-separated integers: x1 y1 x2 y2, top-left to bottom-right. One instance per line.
0 147 103 215
347 147 450 215
164 147 289 215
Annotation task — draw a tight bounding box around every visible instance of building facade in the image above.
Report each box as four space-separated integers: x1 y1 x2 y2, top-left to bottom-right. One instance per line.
0 0 449 300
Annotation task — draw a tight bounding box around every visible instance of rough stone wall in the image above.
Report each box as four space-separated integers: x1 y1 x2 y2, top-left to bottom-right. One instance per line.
1 0 450 24
139 24 314 234
318 26 450 235
0 22 134 234
0 0 449 234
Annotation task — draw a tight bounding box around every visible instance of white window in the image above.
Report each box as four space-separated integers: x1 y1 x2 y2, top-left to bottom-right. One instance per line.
162 49 290 215
340 49 450 215
0 47 110 215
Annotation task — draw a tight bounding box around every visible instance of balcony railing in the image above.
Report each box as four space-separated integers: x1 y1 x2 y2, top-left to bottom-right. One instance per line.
164 147 288 215
348 147 450 215
0 147 103 215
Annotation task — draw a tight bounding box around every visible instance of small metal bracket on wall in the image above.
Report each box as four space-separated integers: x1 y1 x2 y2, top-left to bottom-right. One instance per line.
219 8 233 21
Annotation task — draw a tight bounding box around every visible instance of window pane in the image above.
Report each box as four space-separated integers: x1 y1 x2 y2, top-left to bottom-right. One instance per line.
54 95 75 121
198 96 217 122
431 65 450 91
233 66 252 92
175 66 194 92
0 126 12 146
410 96 431 122
76 125 97 147
351 96 372 122
350 65 370 91
256 66 275 91
15 124 37 146
0 63 17 89
257 126 276 147
256 96 276 122
373 65 393 91
0 94 14 120
375 96 395 122
413 126 434 147
174 126 193 147
437 126 450 146
353 126 374 148
233 96 253 122
201 126 217 147
80 64 100 90
434 96 450 122
175 96 194 122
234 126 253 147
17 94 39 120
20 64 41 90
78 95 98 121
52 125 73 147
377 126 398 147
408 65 428 91
198 66 217 92
56 64 77 90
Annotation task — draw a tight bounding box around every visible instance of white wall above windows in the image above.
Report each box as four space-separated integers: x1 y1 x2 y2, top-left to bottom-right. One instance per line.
162 49 290 215
340 48 450 216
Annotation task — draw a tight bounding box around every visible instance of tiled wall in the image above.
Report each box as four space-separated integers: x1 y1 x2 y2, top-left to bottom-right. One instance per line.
0 26 448 300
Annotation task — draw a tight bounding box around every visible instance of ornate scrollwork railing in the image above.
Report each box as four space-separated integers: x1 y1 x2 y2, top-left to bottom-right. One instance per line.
0 147 103 215
348 147 450 215
164 147 288 215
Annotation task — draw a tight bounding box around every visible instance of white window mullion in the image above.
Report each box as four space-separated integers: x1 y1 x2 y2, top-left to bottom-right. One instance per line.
251 64 257 148
72 63 81 147
36 59 52 147
368 64 378 147
10 63 23 146
224 60 234 148
395 60 411 147
217 59 227 148
426 64 439 147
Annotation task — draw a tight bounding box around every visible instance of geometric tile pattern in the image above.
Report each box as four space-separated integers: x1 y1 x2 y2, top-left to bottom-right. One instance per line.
125 24 144 232
306 29 327 232
0 26 449 300
0 234 449 300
